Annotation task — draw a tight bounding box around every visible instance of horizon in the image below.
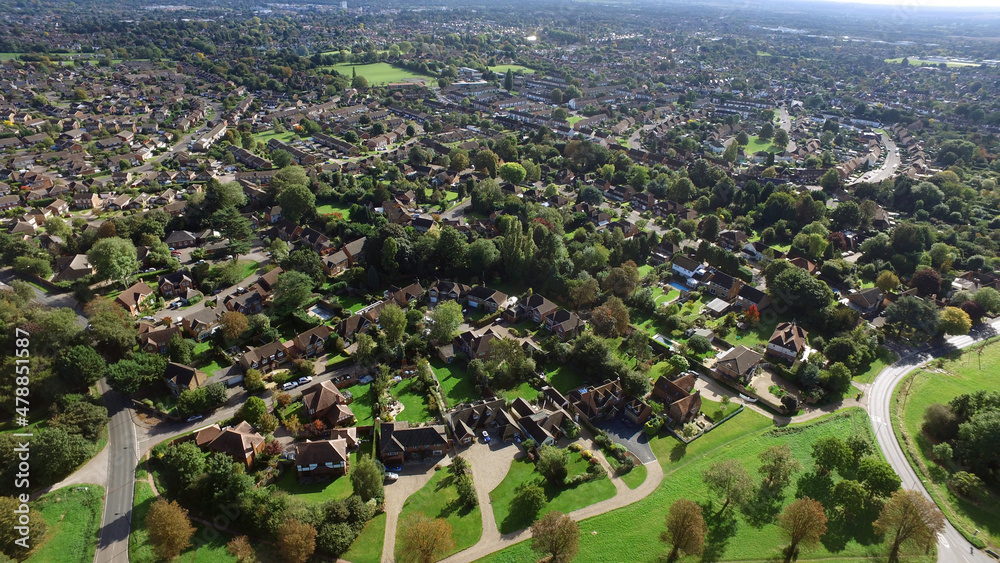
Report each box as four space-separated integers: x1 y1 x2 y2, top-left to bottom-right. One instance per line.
764 0 1000 8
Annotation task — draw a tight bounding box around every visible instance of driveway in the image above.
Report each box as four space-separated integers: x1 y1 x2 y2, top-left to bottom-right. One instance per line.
593 417 656 464
381 454 452 563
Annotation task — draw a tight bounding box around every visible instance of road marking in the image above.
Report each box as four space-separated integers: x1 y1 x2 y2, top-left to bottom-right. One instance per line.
939 534 950 549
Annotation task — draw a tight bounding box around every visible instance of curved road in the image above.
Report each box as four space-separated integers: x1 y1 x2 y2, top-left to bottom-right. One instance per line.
866 320 1000 563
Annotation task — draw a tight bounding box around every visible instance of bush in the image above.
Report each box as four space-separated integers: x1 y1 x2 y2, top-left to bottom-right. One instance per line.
568 443 582 452
581 450 592 460
932 442 953 463
947 471 987 502
522 439 536 451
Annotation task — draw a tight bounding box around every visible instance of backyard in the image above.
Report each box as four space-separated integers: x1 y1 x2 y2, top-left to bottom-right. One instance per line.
273 457 356 502
432 360 482 408
340 382 376 427
544 364 589 395
893 338 1000 550
27 485 105 563
392 378 433 424
743 135 786 155
488 64 535 74
395 468 483 560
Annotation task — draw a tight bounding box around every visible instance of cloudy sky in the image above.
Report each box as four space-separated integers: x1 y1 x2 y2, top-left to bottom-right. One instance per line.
800 0 1000 7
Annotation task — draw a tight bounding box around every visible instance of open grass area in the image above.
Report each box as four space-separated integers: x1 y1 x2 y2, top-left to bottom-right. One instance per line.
490 453 616 534
489 64 535 74
131 481 237 563
499 381 537 403
721 314 781 350
893 338 1000 550
273 458 355 502
544 364 589 395
395 468 483 560
322 62 430 84
432 360 482 408
566 115 586 126
884 57 979 67
342 383 375 427
620 463 648 490
27 485 104 563
254 129 297 145
239 260 260 281
317 201 353 218
337 295 368 314
852 347 897 384
743 135 786 155
342 512 385 563
393 378 433 424
484 408 930 563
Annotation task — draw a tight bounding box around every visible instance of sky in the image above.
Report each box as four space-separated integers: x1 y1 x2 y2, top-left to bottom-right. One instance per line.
794 0 1000 7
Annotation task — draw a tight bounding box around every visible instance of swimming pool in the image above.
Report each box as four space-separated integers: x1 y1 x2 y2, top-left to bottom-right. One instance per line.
668 281 689 292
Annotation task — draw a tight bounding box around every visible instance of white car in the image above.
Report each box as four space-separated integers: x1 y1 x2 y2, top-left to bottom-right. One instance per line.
298 376 313 385
140 316 156 322
384 472 399 482
282 381 298 391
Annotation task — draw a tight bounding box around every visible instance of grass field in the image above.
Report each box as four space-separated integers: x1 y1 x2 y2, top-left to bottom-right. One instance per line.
620 463 648 490
273 460 355 502
395 468 483 560
317 201 353 218
545 364 589 395
499 381 537 403
852 347 898 384
721 314 781 350
743 135 786 155
490 453 617 534
893 338 1000 550
566 115 586 126
0 53 21 60
343 512 386 563
489 64 535 75
254 130 297 145
322 63 429 85
432 360 482 408
393 378 433 423
28 485 104 563
482 408 933 563
130 481 237 563
885 57 979 68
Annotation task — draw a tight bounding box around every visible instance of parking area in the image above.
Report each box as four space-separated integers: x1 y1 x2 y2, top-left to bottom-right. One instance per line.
594 416 657 464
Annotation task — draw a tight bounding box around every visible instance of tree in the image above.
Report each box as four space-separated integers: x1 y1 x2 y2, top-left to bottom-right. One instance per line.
277 519 316 563
767 268 834 319
697 215 721 242
736 131 750 146
354 333 376 367
511 481 547 521
87 237 138 288
758 444 800 492
773 128 790 148
874 490 945 563
885 296 939 340
238 396 267 426
857 457 901 499
272 271 314 316
448 148 469 171
910 269 941 297
661 498 706 561
52 402 108 441
0 495 46 559
973 287 1000 314
759 122 775 141
271 149 293 168
146 499 196 561
811 436 852 475
702 459 755 514
380 303 407 347
591 296 630 338
220 311 249 342
938 306 971 336
258 413 279 434
777 497 828 563
504 68 514 91
399 514 455 563
351 75 369 89
351 455 384 502
876 271 900 293
277 183 317 224
429 300 463 344
531 511 580 563
474 149 499 177
722 141 738 163
819 169 841 193
226 536 255 562
833 479 868 518
498 162 527 185
550 88 564 104
621 369 651 399
537 445 571 485
60 345 106 387
212 206 253 259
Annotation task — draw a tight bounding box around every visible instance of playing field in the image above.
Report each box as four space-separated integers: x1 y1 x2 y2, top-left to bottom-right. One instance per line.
489 64 535 74
885 57 979 68
322 63 429 84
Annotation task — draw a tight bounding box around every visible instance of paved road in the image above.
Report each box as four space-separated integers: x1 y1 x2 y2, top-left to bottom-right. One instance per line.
94 381 138 563
866 320 1000 563
853 132 900 185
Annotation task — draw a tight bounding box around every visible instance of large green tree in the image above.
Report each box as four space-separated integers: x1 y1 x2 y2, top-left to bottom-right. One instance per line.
87 237 138 288
277 183 317 224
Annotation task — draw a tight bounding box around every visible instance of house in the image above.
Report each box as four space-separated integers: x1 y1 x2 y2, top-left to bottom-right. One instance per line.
623 398 653 426
445 398 519 445
379 421 451 465
789 257 817 275
564 381 624 425
182 306 222 340
224 288 265 315
465 286 509 313
52 254 94 283
386 282 424 306
714 345 763 383
733 285 771 312
0 195 20 211
295 439 351 482
158 270 195 298
514 403 570 447
322 250 350 277
503 293 557 323
766 322 808 364
544 309 583 340
651 373 702 425
428 280 470 304
705 270 742 301
164 230 203 249
256 267 283 294
194 421 265 466
265 205 282 224
163 362 208 396
290 325 333 359
717 230 749 251
454 324 523 362
72 193 102 210
742 241 771 262
842 288 885 318
239 340 288 373
301 381 355 427
672 255 707 281
115 281 155 316
141 326 181 355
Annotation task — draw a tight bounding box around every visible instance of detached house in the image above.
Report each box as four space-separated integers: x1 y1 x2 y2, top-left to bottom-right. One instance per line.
115 281 155 316
651 373 703 425
295 439 352 482
182 306 222 340
290 325 333 359
239 340 288 373
842 288 885 318
301 381 355 428
714 345 762 384
163 362 208 396
379 421 451 466
141 325 181 355
544 309 583 340
446 398 519 445
158 270 195 298
564 381 624 425
672 255 707 281
503 293 558 324
705 270 742 301
429 280 470 304
766 322 808 364
465 286 509 313
52 254 94 283
194 421 265 466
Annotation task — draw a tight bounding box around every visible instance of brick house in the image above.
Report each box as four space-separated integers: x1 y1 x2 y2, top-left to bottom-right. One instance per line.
378 421 451 466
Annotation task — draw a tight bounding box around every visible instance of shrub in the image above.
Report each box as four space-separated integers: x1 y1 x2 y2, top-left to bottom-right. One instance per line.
522 439 536 451
932 442 952 463
617 456 635 474
568 443 582 452
581 450 592 460
947 471 987 502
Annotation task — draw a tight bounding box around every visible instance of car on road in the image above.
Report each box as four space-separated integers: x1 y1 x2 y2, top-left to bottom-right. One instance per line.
482 430 491 443
298 376 313 385
282 381 298 391
212 289 223 295
384 472 399 482
186 414 203 422
140 316 156 322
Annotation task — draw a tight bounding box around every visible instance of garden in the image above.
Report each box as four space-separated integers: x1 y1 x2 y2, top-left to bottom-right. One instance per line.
395 467 483 560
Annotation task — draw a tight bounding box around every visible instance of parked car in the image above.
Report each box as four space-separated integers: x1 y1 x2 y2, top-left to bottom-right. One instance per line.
384 472 399 482
298 376 313 385
186 414 203 422
387 464 402 473
282 382 298 391
482 430 491 444
140 316 156 322
212 289 223 295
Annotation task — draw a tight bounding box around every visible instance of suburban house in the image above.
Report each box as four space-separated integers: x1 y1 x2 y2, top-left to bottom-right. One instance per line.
52 254 95 283
163 362 208 396
733 285 771 312
714 345 763 383
465 286 509 313
386 282 425 306
379 421 451 466
429 280 471 304
295 439 352 482
564 381 624 425
766 322 808 364
140 325 180 354
512 397 571 447
115 281 155 316
322 250 351 277
842 288 885 318
623 398 653 426
182 306 222 340
445 398 519 445
705 270 743 301
193 421 265 466
158 270 195 298
224 288 265 315
742 241 771 262
672 255 707 281
717 230 749 251
256 267 283 294
544 309 583 340
164 229 207 249
503 293 558 323
451 324 534 362
239 340 288 373
651 373 703 425
290 325 332 359
301 381 355 428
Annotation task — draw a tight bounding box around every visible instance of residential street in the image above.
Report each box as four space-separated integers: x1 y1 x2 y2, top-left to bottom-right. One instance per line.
93 382 137 563
852 132 900 185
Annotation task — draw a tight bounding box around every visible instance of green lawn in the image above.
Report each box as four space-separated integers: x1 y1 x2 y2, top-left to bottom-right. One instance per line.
500 381 537 403
273 458 355 502
395 469 483 560
893 338 1000 550
545 364 589 395
239 260 260 281
852 347 897 384
721 314 781 350
254 130 297 145
130 481 237 563
620 463 647 490
884 57 979 67
322 62 430 84
566 115 585 126
342 512 385 563
338 295 368 314
484 408 930 563
432 360 482 408
490 453 616 534
317 201 352 219
27 485 105 563
699 397 737 423
0 52 21 60
743 135 786 155
488 64 535 74
342 383 375 427
393 378 433 424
